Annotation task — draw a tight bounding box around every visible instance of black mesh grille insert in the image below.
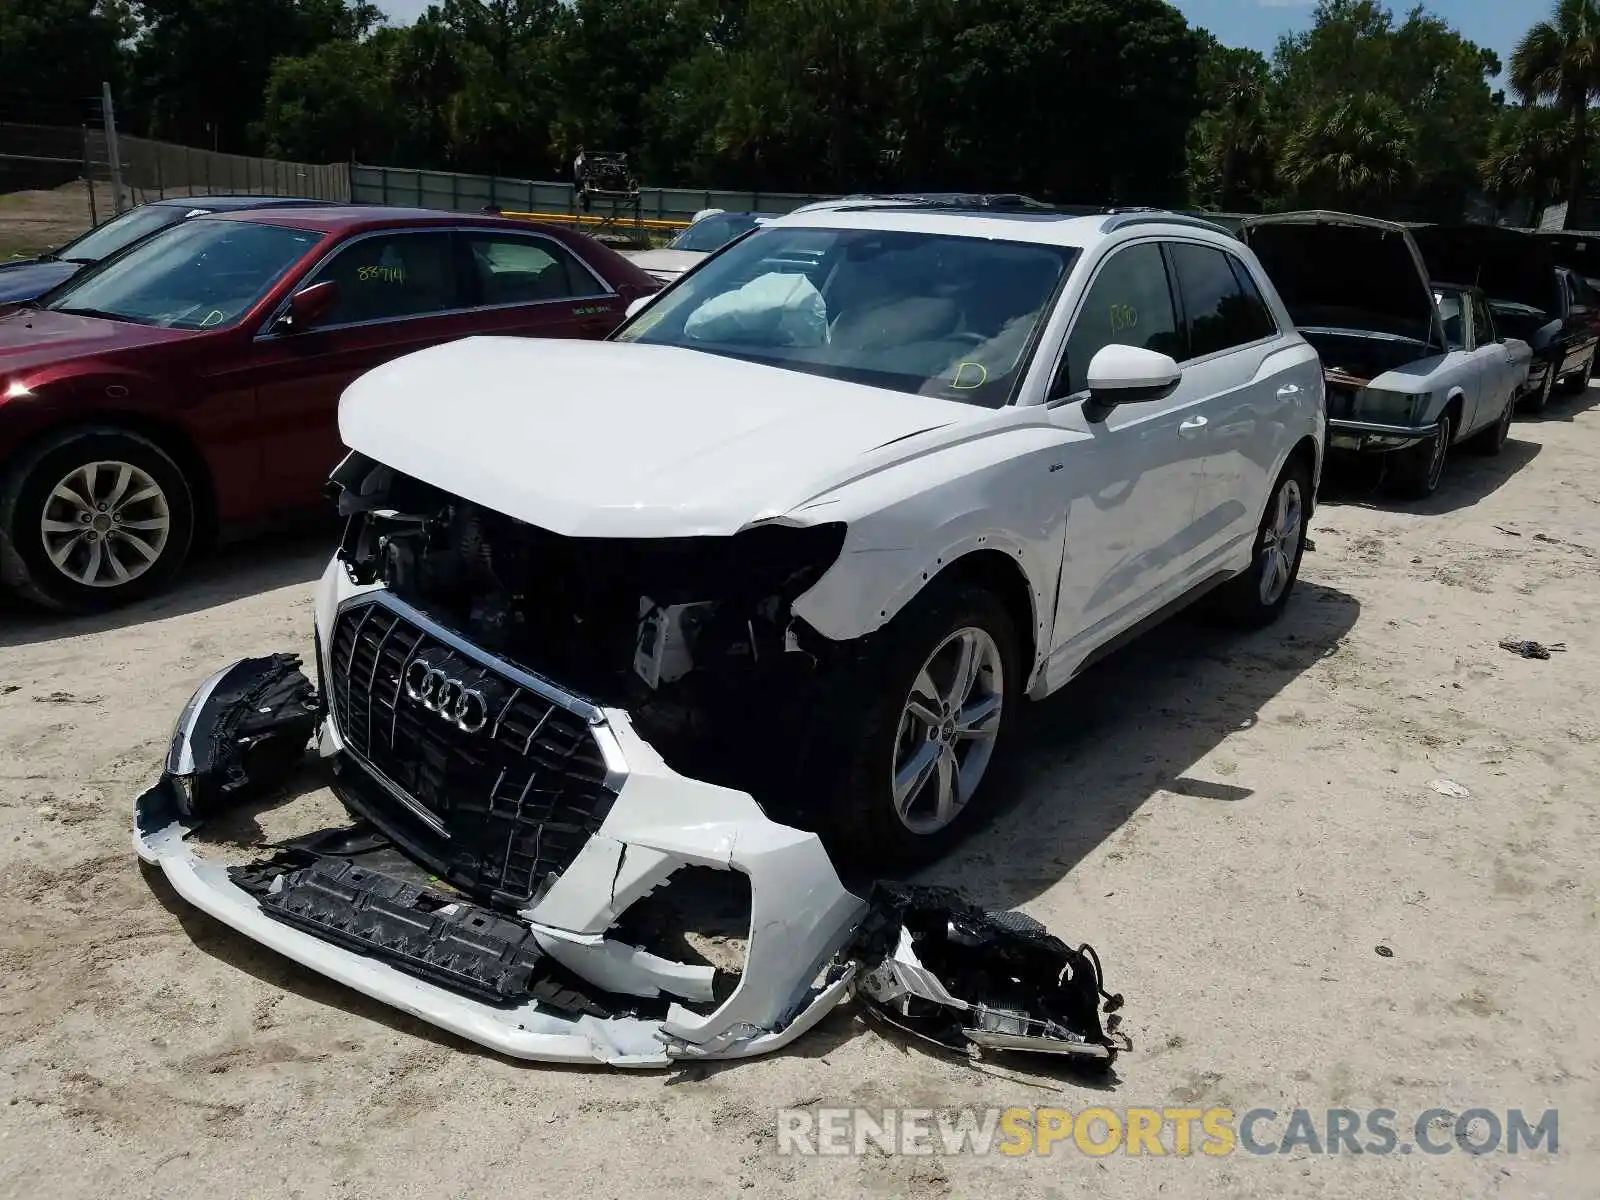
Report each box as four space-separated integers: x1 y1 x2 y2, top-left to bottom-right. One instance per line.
328 600 614 902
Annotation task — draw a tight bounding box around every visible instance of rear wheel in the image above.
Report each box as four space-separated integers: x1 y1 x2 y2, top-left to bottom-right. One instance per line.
0 428 195 612
1389 410 1451 500
1468 391 1514 456
1209 458 1310 629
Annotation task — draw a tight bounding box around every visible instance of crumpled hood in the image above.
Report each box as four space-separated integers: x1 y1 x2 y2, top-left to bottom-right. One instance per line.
1241 211 1441 345
0 258 81 304
619 248 705 281
338 337 974 538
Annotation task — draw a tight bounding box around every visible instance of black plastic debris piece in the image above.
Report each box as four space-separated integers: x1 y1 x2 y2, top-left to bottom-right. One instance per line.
1498 638 1567 661
1375 945 1395 958
170 654 321 818
232 852 642 1016
847 883 1122 1066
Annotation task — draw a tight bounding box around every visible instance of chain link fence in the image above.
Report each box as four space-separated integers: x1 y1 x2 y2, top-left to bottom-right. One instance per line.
1 121 350 233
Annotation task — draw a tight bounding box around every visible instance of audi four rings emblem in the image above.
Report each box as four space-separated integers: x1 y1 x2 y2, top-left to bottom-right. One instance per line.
403 659 490 733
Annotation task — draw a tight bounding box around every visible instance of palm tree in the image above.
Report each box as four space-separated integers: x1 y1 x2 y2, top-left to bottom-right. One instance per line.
1279 93 1415 211
1511 0 1600 213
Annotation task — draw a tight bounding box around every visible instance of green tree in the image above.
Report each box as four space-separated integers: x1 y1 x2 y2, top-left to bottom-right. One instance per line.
130 0 381 151
1511 0 1600 212
1279 92 1416 209
1186 36 1273 209
0 0 133 113
1269 0 1499 218
1482 104 1577 215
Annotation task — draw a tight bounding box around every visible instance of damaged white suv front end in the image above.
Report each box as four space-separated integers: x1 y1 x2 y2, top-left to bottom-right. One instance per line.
134 631 1121 1065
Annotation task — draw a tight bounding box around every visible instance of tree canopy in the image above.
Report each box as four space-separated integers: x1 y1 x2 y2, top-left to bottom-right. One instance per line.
0 0 1588 222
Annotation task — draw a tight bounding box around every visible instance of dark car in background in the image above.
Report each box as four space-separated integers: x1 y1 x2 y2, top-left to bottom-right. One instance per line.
0 206 658 612
1412 224 1598 414
0 195 333 305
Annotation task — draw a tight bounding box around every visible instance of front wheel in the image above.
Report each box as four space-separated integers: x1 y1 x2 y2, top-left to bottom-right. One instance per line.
1522 368 1554 414
817 580 1022 869
1562 351 1595 395
0 428 195 612
1389 410 1451 500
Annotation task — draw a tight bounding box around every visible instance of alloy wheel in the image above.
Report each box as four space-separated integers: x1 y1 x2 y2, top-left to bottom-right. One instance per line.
890 626 1005 836
1258 477 1303 607
38 460 171 588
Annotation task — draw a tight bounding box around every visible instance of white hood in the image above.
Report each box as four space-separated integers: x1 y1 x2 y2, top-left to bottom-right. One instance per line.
338 337 974 538
619 247 705 281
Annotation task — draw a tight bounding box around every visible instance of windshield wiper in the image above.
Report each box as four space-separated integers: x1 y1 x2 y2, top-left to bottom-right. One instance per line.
51 306 153 325
60 256 99 265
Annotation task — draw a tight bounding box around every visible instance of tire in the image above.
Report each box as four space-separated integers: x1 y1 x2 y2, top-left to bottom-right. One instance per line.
1468 392 1514 456
1388 409 1452 500
1522 366 1554 414
0 427 195 613
815 579 1023 870
1561 351 1595 395
1208 456 1311 629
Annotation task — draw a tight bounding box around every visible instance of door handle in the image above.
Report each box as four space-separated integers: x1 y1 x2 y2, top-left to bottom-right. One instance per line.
1277 383 1301 397
1178 416 1209 438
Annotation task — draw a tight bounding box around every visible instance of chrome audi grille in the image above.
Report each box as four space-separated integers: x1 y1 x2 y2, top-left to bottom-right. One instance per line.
327 596 615 902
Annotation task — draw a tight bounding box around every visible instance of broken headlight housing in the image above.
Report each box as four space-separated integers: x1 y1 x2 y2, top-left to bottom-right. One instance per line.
1351 388 1430 425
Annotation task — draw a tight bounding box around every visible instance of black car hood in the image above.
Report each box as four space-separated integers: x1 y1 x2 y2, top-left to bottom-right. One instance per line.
0 258 81 304
1239 211 1440 345
1538 231 1600 288
1412 224 1559 315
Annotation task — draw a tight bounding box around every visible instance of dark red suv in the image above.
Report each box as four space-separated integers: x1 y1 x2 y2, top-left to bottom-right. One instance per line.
0 207 657 611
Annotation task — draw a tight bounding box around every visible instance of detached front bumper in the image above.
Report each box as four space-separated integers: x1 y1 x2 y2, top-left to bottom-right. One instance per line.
134 655 864 1068
1325 416 1438 454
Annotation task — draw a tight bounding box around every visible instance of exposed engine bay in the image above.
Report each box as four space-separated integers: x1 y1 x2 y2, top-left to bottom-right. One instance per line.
328 451 845 801
133 653 1126 1068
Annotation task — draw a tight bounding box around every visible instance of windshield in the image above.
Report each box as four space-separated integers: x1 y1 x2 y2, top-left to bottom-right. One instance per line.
616 226 1077 407
668 213 765 253
1433 290 1466 350
54 204 194 264
46 218 320 329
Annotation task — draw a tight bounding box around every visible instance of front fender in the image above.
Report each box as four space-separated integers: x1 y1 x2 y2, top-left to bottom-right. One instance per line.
788 427 1070 668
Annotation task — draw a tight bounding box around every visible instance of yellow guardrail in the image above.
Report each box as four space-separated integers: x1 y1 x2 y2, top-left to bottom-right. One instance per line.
501 209 692 232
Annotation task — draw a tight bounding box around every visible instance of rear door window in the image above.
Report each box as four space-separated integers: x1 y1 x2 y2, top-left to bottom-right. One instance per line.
463 233 607 305
1168 242 1278 360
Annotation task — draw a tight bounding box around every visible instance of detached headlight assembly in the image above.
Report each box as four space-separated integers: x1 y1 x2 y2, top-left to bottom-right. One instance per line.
1352 389 1429 425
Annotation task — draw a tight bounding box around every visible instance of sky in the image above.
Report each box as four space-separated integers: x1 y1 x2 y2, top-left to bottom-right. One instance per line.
1172 0 1523 86
377 0 1530 88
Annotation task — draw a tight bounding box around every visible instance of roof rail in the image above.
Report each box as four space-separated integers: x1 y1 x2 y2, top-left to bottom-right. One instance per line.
1099 211 1231 234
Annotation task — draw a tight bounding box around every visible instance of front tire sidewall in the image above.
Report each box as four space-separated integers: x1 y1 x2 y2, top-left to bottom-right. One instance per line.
2 430 195 612
822 581 1023 870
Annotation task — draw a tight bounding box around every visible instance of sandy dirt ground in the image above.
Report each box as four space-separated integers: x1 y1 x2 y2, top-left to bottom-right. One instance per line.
1 395 1598 1199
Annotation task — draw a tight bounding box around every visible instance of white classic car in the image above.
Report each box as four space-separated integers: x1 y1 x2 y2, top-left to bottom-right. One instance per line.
621 210 774 284
137 202 1324 1066
1239 211 1532 498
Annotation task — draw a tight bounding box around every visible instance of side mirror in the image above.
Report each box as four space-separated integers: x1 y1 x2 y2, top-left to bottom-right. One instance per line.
624 294 652 320
277 280 339 333
1082 344 1182 419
